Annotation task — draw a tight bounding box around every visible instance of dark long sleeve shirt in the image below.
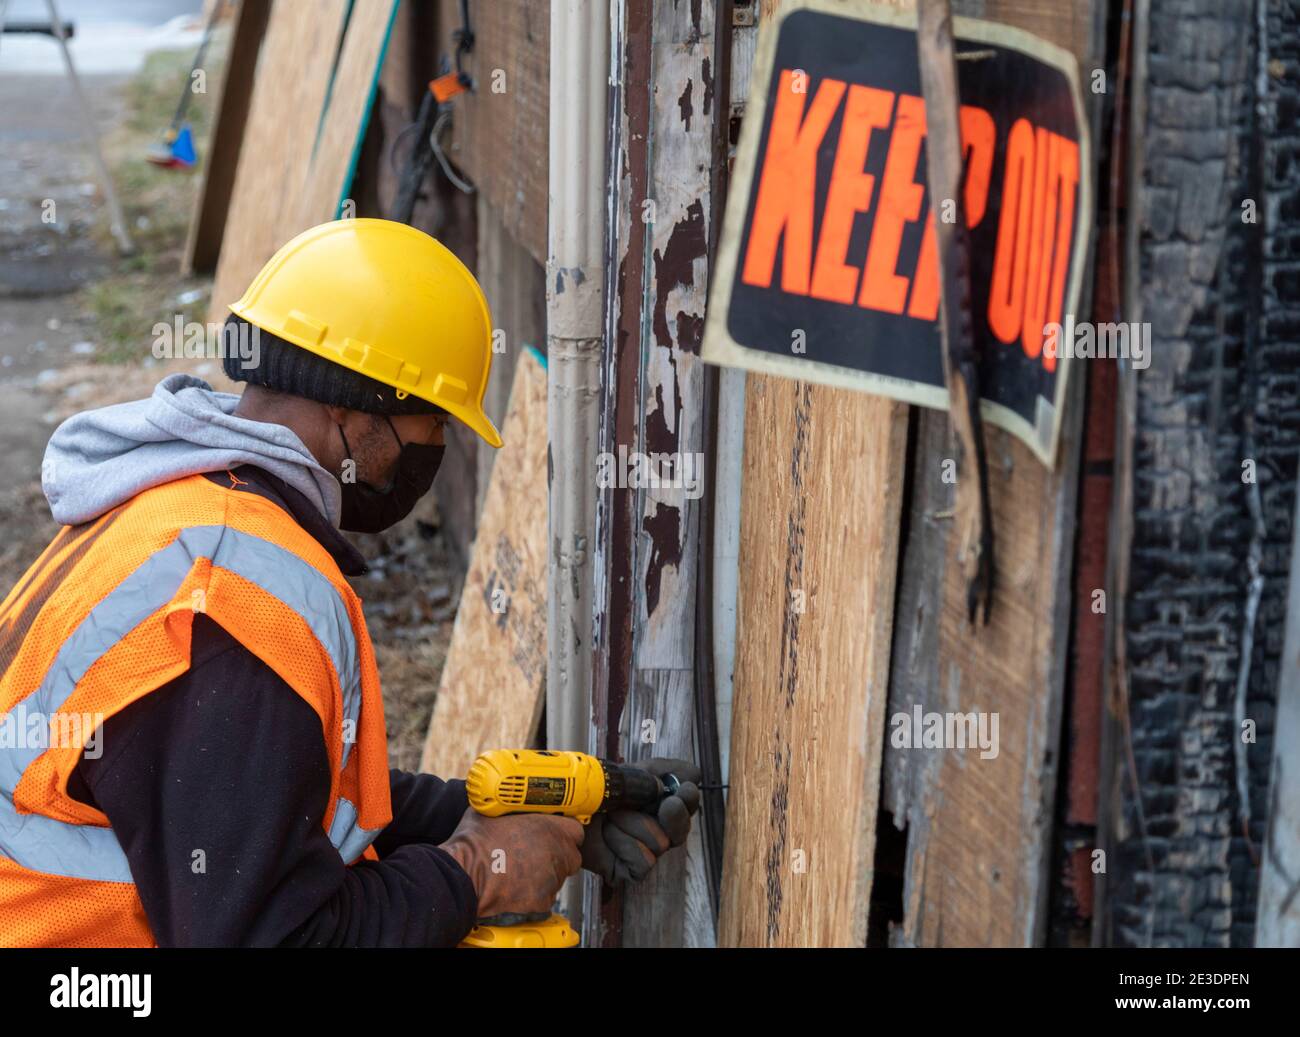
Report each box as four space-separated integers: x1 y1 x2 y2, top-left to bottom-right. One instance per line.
64 467 477 947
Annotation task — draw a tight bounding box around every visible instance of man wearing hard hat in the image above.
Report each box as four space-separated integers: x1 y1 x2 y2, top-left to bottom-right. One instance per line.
0 220 700 946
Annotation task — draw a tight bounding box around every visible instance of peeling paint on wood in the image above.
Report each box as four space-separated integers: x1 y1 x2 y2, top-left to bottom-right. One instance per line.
592 0 719 948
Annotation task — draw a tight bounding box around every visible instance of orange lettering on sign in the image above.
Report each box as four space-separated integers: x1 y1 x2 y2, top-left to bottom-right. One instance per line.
1043 136 1079 372
906 104 996 320
741 70 1079 376
987 119 1080 370
809 85 894 303
859 94 926 314
987 117 1036 344
1021 126 1055 362
741 71 847 295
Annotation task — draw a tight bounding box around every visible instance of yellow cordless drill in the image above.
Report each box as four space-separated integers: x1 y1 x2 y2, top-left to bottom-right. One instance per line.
459 749 688 948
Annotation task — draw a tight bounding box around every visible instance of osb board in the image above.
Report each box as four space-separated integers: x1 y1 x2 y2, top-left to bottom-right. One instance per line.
418 350 547 781
718 379 908 946
209 0 349 318
291 0 399 227
884 0 1100 947
437 0 549 265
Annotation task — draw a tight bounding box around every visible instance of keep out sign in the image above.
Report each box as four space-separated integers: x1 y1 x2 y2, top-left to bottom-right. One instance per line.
702 0 1092 465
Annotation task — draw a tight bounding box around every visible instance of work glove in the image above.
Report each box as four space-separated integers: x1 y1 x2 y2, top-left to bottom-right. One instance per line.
441 810 585 918
581 758 702 885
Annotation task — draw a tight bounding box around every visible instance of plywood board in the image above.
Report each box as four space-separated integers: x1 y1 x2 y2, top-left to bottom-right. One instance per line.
437 0 549 265
208 0 349 318
419 350 547 781
719 378 908 946
291 0 399 227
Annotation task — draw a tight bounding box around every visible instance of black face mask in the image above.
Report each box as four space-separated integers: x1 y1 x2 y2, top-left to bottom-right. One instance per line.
337 415 445 534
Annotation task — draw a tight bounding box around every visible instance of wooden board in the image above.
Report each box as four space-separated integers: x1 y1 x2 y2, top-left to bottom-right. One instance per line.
718 0 1098 949
620 0 717 949
437 0 549 265
589 0 720 948
719 377 908 946
208 0 349 319
890 381 1085 947
183 0 272 275
883 0 1101 947
291 0 399 227
713 0 911 952
418 350 548 781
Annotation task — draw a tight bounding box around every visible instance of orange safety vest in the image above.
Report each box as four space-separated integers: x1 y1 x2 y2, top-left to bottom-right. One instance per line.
0 473 392 946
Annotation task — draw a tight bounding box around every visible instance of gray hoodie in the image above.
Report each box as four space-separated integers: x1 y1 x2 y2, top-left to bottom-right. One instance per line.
42 373 343 527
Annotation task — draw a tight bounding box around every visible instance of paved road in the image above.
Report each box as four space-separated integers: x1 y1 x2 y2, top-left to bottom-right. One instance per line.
0 1 202 489
2 0 204 74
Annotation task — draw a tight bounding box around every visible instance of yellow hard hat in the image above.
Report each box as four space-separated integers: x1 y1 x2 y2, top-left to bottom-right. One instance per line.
229 218 502 448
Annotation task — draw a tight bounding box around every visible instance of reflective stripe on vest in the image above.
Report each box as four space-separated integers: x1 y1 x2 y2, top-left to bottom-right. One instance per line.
0 524 377 881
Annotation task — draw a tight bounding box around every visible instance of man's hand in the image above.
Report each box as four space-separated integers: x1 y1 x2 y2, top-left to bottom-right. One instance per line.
581 758 702 885
439 810 584 917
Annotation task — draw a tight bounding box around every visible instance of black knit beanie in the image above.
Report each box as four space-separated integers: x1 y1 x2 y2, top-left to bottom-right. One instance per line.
221 313 446 416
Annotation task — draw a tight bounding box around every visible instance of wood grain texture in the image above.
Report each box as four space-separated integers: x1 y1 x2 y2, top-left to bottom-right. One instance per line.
590 0 719 948
715 0 912 950
619 670 716 948
419 350 548 780
884 409 952 823
291 0 399 227
438 0 549 265
894 385 1085 947
208 1 399 317
719 379 908 946
884 0 1101 947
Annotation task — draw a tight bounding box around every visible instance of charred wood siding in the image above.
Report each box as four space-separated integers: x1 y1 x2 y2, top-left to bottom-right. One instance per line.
1104 0 1299 947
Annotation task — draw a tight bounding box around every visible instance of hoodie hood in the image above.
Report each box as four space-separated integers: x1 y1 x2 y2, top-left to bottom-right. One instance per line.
43 373 343 527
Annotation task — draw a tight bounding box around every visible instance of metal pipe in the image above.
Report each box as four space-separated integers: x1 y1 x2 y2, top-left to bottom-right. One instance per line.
546 0 609 937
711 367 744 793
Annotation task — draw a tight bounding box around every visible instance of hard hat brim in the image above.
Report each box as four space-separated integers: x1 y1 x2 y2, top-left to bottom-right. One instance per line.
446 401 504 449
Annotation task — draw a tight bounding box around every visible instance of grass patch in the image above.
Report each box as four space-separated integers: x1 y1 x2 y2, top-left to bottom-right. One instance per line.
78 35 229 362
